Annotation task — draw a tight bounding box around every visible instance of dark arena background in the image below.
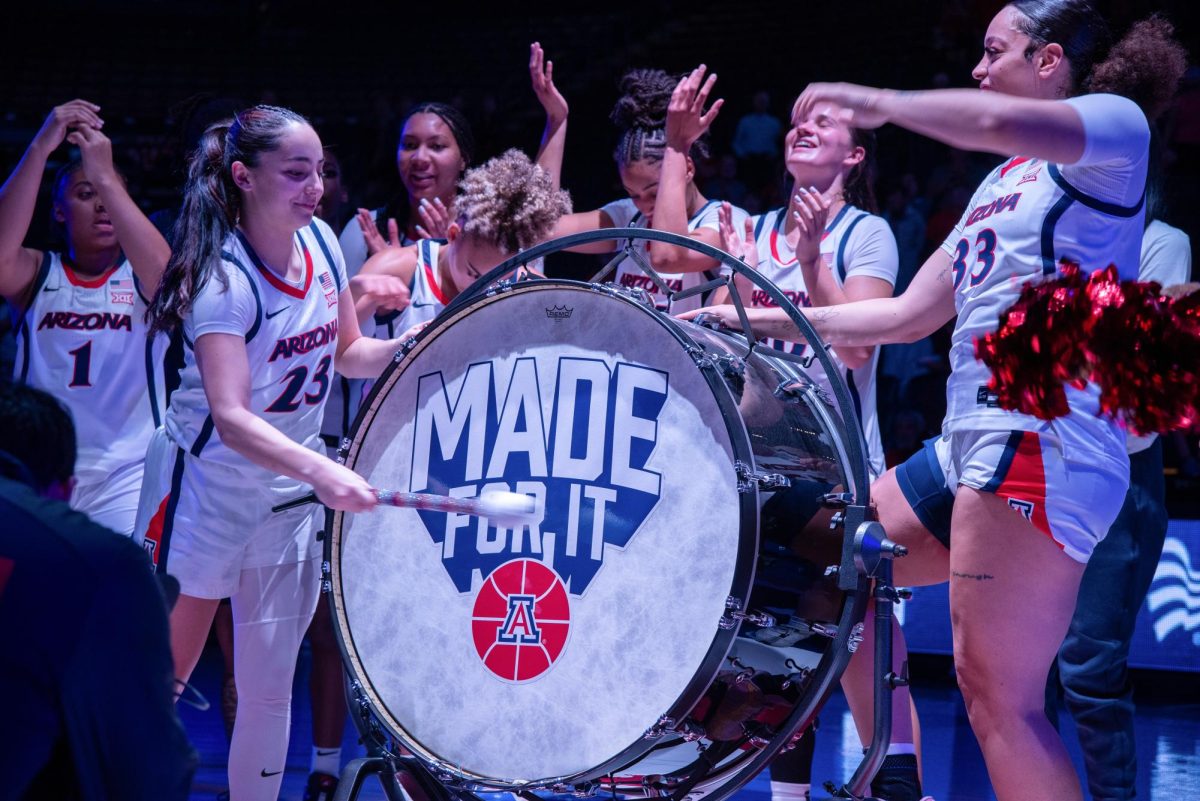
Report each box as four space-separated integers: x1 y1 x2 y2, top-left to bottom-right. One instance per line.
2 1 1199 800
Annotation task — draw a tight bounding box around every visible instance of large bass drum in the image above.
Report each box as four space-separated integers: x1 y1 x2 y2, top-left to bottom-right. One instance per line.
328 257 869 800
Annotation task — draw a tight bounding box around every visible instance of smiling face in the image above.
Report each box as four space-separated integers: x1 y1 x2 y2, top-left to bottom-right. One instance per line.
972 5 1069 99
397 112 466 205
55 168 118 254
784 102 863 187
233 121 325 233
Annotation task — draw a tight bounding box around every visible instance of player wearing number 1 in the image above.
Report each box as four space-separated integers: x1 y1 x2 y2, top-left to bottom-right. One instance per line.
134 105 409 801
0 100 170 535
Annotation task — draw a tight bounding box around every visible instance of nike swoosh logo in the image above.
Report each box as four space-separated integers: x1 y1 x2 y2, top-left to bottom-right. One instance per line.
265 307 288 319
43 286 60 292
316 749 339 756
411 301 437 308
261 769 283 777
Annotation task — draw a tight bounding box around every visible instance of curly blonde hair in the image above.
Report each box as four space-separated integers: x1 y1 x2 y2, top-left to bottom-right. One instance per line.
457 149 572 255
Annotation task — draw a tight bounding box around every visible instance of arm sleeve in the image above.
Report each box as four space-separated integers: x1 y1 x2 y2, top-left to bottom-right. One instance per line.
843 215 900 286
189 263 257 339
1063 94 1151 168
1139 222 1192 287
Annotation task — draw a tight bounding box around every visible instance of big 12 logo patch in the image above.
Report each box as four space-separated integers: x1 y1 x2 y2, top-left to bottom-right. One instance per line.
410 355 668 681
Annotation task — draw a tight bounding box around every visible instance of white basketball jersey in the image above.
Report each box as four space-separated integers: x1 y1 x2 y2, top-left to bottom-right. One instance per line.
747 205 899 478
165 220 346 482
940 96 1148 465
371 238 445 340
603 198 748 313
13 253 167 487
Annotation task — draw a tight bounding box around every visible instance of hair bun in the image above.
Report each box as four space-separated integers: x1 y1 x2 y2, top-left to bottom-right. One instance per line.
610 69 677 131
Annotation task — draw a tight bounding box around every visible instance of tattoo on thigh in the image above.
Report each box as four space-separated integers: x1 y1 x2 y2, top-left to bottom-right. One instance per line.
952 570 995 581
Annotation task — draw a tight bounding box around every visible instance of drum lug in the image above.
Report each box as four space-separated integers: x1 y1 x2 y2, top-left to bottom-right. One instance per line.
735 461 791 493
643 714 677 739
720 596 777 630
485 278 516 297
847 621 865 653
336 437 352 464
821 491 856 509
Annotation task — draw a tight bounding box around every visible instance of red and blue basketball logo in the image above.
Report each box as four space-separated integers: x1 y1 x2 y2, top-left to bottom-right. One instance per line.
471 559 570 682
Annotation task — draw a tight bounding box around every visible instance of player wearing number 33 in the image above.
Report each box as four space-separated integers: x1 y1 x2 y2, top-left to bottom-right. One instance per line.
0 100 170 535
132 105 408 801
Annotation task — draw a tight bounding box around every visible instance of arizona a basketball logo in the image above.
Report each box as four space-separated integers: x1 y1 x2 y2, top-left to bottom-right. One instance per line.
471 559 571 682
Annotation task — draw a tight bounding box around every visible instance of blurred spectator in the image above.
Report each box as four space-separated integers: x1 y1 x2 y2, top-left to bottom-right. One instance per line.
732 90 784 197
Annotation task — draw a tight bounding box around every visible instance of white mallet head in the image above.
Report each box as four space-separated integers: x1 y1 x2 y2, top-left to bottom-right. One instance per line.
477 491 538 527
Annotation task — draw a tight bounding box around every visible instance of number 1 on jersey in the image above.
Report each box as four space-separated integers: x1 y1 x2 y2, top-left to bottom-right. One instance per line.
68 341 93 388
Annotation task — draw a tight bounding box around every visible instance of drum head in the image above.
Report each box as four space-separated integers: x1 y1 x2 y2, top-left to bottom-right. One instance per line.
333 283 752 784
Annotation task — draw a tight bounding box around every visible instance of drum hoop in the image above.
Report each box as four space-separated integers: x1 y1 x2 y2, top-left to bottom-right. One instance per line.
444 228 871 504
330 280 762 788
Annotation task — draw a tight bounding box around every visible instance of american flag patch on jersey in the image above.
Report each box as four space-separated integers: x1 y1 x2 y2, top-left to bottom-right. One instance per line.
319 271 338 307
109 277 135 306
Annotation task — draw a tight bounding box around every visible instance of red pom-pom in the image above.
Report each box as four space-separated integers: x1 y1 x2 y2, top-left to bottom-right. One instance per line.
975 264 1200 435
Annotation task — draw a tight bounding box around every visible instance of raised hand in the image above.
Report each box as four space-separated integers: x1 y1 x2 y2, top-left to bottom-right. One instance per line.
786 187 832 265
792 82 891 130
530 42 568 124
415 196 451 240
356 208 402 255
32 99 104 153
666 65 723 151
719 201 759 269
68 124 118 185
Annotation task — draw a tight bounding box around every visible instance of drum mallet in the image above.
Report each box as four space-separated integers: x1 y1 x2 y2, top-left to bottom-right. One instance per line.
272 488 538 528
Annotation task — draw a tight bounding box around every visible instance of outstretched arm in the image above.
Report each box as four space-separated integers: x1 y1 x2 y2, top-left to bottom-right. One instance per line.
649 65 728 274
683 246 956 347
70 124 170 293
530 42 568 192
0 100 104 304
349 247 415 326
793 83 1088 164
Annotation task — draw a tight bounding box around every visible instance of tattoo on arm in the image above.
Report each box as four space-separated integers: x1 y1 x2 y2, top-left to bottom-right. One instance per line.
952 570 995 581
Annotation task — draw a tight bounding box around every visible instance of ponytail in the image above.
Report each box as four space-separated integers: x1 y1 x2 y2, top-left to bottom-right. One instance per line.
146 104 308 334
843 127 878 214
146 123 237 334
1088 15 1187 122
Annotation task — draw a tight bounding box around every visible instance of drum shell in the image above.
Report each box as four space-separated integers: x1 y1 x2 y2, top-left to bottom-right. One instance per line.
327 281 856 793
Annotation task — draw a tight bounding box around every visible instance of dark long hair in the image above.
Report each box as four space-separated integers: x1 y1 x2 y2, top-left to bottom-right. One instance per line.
1008 2 1186 120
844 127 878 214
376 102 475 239
611 69 709 167
146 105 308 334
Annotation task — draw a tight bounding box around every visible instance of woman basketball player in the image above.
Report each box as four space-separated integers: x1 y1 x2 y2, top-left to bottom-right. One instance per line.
0 99 170 534
135 105 413 801
688 4 1186 799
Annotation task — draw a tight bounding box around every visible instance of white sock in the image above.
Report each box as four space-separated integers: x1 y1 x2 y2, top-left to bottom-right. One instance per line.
770 780 811 801
885 743 916 756
312 745 341 776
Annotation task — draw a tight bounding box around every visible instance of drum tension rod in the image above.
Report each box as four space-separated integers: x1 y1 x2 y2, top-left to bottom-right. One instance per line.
735 461 791 493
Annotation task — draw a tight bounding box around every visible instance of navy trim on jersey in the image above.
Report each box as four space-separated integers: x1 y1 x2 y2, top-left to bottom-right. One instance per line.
754 211 772 240
190 416 215 457
308 221 343 291
1040 195 1075 275
1047 164 1145 218
835 212 869 284
156 446 187 575
220 251 264 343
688 199 720 226
133 272 152 306
144 337 161 428
981 430 1025 492
14 252 54 383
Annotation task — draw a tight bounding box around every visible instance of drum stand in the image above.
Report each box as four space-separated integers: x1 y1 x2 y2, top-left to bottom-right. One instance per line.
827 516 910 801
